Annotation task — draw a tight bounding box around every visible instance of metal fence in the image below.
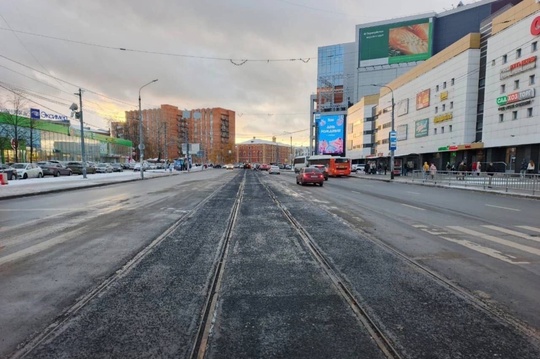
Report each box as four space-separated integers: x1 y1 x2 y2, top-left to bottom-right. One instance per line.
410 170 540 196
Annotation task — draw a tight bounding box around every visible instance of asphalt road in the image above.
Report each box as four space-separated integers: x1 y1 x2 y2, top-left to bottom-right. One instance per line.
1 169 539 358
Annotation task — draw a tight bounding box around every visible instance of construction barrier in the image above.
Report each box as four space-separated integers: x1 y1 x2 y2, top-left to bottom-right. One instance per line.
0 173 8 185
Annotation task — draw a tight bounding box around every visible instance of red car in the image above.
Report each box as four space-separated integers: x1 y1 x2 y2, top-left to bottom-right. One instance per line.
296 167 324 186
259 163 271 171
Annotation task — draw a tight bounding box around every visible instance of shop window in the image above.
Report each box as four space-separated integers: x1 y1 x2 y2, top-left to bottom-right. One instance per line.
516 48 521 58
527 107 533 117
500 84 505 93
512 111 518 120
532 41 538 52
514 79 519 90
499 114 504 122
530 74 535 85
502 54 507 64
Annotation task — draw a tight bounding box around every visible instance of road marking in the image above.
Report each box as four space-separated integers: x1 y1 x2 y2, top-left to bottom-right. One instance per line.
517 226 540 234
483 225 540 243
402 204 425 211
406 191 421 195
0 235 73 266
439 236 528 264
485 204 520 212
448 226 540 256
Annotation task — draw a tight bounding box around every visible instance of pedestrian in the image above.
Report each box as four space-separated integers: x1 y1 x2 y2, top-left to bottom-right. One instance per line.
487 162 495 188
169 162 173 173
365 163 370 175
378 163 382 175
527 160 535 174
476 161 481 176
422 161 429 179
384 164 387 175
429 163 437 180
520 159 528 178
457 161 466 180
446 162 451 172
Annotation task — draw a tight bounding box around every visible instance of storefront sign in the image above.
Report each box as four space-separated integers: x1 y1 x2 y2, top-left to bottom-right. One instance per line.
531 16 540 36
433 112 453 123
496 88 535 106
498 99 532 111
500 56 536 79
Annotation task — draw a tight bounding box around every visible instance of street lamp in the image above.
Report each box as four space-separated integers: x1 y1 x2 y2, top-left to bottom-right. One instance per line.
138 79 158 180
371 84 395 180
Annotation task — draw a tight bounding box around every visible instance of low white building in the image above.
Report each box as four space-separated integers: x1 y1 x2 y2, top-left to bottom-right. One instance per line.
346 94 378 161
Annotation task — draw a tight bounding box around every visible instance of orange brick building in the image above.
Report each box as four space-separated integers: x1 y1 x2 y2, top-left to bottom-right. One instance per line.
236 137 293 165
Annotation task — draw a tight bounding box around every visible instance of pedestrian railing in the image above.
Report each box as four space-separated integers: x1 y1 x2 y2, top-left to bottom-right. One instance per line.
410 170 540 196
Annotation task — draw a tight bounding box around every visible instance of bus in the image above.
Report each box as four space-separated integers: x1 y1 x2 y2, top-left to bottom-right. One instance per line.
307 155 351 177
293 156 309 173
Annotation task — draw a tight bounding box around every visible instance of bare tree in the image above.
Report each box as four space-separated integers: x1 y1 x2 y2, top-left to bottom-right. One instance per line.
1 91 28 163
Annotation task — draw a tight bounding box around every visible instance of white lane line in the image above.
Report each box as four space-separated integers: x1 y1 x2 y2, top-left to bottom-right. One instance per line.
485 204 520 212
0 235 73 266
406 191 421 195
402 204 425 211
439 236 528 264
517 226 540 234
448 226 540 257
483 225 540 243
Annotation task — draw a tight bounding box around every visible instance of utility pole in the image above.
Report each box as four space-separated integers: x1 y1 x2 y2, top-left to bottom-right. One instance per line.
75 88 87 179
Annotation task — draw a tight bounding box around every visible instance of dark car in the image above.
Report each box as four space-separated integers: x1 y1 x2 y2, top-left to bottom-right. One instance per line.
310 164 328 181
0 164 17 181
296 167 324 186
37 161 73 177
66 161 97 175
110 163 124 172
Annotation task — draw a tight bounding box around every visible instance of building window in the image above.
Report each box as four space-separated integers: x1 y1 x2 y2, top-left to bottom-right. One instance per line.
435 106 438 114
436 85 439 92
530 74 535 85
499 114 504 122
451 78 455 86
516 48 521 58
441 127 445 134
501 84 506 93
442 104 446 111
492 59 496 66
532 41 538 52
512 111 518 120
450 101 454 109
514 79 519 90
449 125 453 132
434 128 437 135
527 107 533 117
502 54 507 64
443 81 447 89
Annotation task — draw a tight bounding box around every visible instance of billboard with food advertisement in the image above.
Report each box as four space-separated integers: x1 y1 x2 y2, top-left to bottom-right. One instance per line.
359 17 433 67
316 114 345 156
416 89 431 110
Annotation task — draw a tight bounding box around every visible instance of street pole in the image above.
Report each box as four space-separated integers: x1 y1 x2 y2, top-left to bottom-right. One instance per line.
76 88 87 179
372 84 395 180
138 79 158 180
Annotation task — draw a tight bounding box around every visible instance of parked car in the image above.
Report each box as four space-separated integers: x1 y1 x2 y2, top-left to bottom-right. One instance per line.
259 164 271 171
269 165 281 174
12 162 43 179
37 161 73 177
133 162 149 171
224 164 234 170
95 163 113 173
296 167 324 186
65 161 97 175
310 164 329 181
0 164 17 181
110 163 124 172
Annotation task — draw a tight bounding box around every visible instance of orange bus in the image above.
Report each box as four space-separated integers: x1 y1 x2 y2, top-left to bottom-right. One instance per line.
307 155 351 177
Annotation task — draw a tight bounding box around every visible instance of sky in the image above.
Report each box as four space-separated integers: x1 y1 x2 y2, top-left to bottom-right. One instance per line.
0 0 461 146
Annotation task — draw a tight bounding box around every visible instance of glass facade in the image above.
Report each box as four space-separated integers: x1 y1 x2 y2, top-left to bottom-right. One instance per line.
0 113 132 164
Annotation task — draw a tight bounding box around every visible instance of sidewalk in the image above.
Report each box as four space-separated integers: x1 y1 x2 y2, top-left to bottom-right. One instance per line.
353 172 540 199
0 170 181 200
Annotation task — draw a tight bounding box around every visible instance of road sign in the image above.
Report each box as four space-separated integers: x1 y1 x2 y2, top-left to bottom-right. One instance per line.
389 131 397 151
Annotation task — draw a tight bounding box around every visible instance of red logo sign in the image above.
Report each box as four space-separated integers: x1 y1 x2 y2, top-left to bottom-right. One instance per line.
531 16 540 36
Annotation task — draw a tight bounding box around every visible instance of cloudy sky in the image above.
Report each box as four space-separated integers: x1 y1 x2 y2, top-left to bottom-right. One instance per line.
1 0 459 145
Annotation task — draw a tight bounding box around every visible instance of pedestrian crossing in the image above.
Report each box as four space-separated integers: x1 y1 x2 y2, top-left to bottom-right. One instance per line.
412 224 540 265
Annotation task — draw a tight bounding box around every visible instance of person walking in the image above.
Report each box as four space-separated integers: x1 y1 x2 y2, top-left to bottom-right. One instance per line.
422 161 429 179
476 161 481 176
487 162 495 188
527 160 535 175
520 159 528 178
457 161 466 180
429 163 437 180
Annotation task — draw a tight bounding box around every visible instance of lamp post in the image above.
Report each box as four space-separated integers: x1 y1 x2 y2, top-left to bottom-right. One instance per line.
138 79 158 180
372 84 395 180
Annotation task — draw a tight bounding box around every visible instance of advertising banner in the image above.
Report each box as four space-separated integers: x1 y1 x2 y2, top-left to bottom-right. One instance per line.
397 124 408 140
359 18 433 67
416 89 431 110
317 114 345 156
415 119 429 138
396 98 409 117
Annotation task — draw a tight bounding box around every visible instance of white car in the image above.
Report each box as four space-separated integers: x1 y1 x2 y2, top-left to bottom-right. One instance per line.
269 165 281 174
12 162 43 179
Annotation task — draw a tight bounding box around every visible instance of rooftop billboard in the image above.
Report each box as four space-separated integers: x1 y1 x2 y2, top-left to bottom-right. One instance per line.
359 18 434 67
